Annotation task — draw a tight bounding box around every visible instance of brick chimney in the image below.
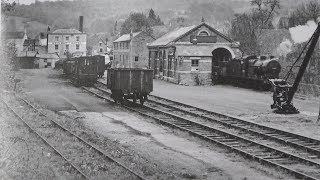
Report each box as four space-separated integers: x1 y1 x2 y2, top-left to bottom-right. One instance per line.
79 16 84 32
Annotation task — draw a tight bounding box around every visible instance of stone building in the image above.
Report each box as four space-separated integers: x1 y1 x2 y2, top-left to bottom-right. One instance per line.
47 29 87 57
87 33 110 56
148 22 242 85
112 31 155 68
4 31 28 53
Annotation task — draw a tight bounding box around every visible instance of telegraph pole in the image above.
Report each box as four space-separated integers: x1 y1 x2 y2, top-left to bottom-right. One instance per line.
130 29 133 68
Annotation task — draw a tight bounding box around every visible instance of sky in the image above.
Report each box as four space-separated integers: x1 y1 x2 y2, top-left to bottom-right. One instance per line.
10 0 70 5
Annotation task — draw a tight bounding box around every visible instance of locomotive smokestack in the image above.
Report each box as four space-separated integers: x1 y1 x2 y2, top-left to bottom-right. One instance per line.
79 16 84 32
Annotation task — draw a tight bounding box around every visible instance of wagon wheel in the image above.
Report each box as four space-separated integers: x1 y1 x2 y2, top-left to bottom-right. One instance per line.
119 91 124 105
133 93 137 103
139 94 146 105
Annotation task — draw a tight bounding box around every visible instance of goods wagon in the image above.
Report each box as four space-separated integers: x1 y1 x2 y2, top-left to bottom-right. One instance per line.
95 55 106 78
70 56 98 87
107 68 153 105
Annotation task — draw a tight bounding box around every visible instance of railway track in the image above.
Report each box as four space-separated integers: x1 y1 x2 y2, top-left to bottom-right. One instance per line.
1 94 147 180
92 81 320 179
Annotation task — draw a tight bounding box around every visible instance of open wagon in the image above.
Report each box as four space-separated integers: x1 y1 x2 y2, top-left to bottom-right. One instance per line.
107 68 153 105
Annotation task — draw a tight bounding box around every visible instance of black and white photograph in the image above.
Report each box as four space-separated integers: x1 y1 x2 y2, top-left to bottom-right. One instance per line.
1 0 320 179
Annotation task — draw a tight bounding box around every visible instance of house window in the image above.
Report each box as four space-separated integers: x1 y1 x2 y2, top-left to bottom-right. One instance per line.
99 42 102 47
126 42 129 49
55 44 59 50
55 36 59 41
135 56 139 62
99 48 103 53
191 59 199 67
198 31 209 36
76 44 80 50
66 36 69 41
44 59 47 63
66 44 69 50
76 36 80 41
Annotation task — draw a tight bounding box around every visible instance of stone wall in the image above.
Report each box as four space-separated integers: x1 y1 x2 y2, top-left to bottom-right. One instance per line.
177 72 212 86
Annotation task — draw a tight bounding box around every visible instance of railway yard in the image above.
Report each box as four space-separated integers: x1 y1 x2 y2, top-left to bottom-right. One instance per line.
0 68 319 180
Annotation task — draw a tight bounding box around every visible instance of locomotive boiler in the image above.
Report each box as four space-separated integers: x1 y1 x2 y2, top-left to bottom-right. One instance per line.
213 55 281 90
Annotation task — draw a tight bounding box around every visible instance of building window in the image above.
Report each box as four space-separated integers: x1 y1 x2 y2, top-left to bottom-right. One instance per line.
191 59 199 67
76 36 80 41
55 44 59 50
198 31 209 36
76 44 80 50
66 36 69 41
135 56 139 62
99 42 102 47
126 42 129 49
44 59 47 63
66 44 69 50
55 36 59 41
99 48 103 53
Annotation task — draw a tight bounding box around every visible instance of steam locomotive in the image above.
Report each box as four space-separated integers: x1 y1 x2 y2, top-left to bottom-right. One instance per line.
212 55 281 90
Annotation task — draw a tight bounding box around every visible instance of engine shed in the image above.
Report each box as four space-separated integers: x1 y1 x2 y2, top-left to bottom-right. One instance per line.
148 22 242 85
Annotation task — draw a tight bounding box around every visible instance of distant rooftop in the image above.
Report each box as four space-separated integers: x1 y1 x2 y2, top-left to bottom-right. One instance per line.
5 31 25 39
113 32 142 42
51 29 83 34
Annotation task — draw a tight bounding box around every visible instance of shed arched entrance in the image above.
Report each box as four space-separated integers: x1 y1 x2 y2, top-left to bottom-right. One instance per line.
211 48 232 83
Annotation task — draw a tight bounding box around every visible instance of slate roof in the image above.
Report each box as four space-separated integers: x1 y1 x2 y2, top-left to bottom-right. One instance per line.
51 29 82 34
148 22 233 47
148 25 196 47
23 39 40 46
113 32 142 42
5 32 25 39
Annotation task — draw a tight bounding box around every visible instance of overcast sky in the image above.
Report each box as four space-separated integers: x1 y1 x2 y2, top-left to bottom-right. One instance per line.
12 0 70 5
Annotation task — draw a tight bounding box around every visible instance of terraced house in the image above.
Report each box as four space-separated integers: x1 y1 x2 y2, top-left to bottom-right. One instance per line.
148 22 242 85
47 29 87 57
112 31 155 68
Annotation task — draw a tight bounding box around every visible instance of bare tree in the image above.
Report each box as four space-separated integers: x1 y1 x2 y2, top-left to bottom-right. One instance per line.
289 0 320 27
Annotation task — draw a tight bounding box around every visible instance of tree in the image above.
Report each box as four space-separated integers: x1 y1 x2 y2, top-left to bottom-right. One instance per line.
120 12 153 35
288 0 320 28
147 9 164 26
230 0 280 55
250 0 280 29
230 13 259 55
148 8 156 21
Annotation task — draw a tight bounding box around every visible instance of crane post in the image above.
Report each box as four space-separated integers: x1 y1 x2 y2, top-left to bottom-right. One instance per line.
287 23 320 104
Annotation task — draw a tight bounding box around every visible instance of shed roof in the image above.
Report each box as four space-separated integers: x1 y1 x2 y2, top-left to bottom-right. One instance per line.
51 29 82 34
148 25 196 47
113 31 142 42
